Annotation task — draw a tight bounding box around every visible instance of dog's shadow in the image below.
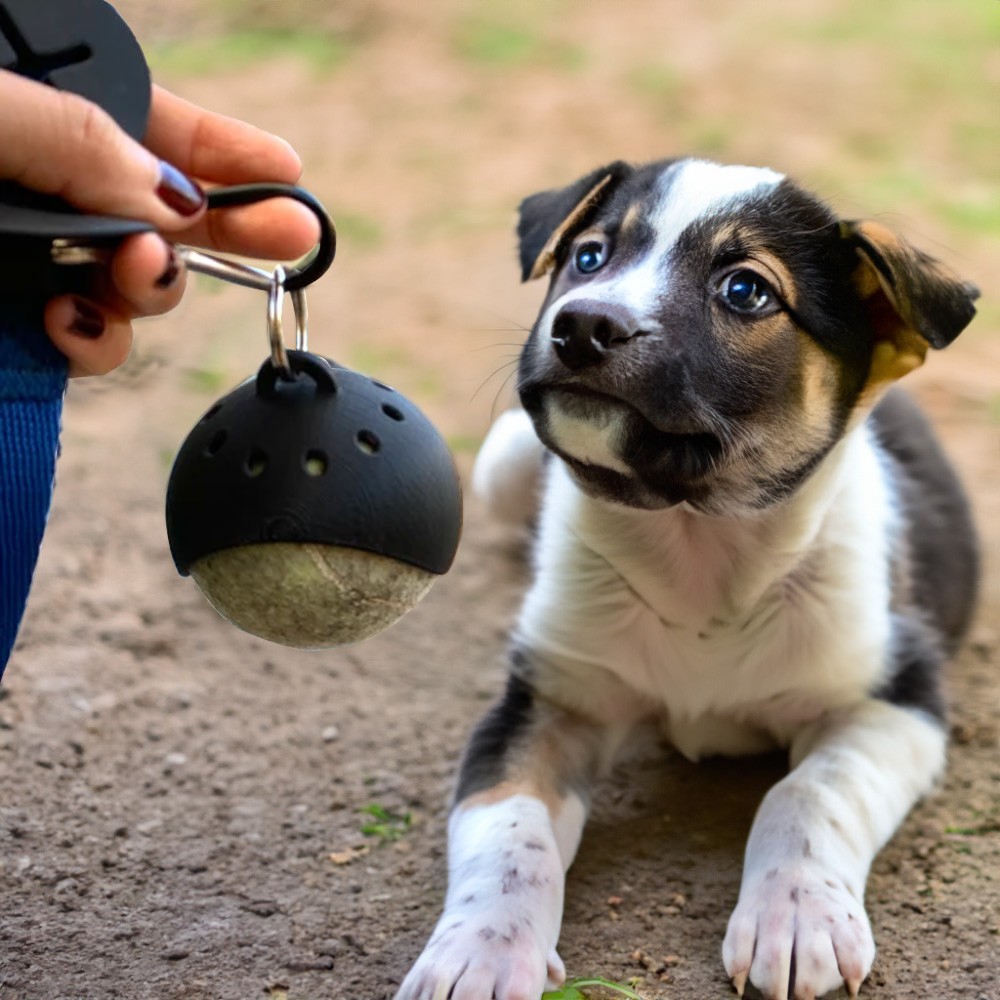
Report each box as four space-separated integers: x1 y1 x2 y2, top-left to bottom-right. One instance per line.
561 749 792 997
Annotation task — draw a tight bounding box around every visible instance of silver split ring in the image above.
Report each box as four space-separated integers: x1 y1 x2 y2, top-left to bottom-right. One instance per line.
266 266 310 378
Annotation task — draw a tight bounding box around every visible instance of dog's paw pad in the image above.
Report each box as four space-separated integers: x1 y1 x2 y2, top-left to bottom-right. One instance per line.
722 866 875 1000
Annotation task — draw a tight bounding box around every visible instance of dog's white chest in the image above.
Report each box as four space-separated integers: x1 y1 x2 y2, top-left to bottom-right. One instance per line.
515 436 895 758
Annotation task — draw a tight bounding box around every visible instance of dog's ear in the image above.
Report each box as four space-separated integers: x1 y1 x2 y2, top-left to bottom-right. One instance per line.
840 220 979 383
517 161 633 281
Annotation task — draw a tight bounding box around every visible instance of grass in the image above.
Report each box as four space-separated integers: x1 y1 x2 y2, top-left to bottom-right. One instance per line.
776 0 998 172
346 341 415 378
989 395 1000 425
934 194 1000 240
149 28 354 76
543 977 645 999
182 366 228 395
334 212 386 251
359 802 412 843
454 16 585 71
446 433 483 455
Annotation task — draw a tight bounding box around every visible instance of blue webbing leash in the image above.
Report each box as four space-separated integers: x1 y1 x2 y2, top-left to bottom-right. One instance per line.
0 304 67 678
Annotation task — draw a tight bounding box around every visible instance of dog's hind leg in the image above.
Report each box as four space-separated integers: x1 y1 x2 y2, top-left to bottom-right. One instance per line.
722 699 947 1000
394 674 616 1000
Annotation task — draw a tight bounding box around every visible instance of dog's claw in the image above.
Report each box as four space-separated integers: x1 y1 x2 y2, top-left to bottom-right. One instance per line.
731 969 748 997
846 976 862 999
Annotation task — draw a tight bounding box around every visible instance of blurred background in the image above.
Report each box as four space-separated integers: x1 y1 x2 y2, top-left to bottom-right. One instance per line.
1 2 997 998
122 0 998 466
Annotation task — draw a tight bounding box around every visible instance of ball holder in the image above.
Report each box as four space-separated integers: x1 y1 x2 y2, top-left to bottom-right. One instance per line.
0 0 463 654
165 240 463 647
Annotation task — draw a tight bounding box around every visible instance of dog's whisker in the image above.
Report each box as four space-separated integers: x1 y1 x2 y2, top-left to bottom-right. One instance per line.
461 343 527 356
488 367 521 421
468 327 532 334
478 308 534 335
470 359 519 405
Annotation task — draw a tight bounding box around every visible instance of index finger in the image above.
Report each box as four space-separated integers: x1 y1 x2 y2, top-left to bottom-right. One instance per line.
144 85 304 186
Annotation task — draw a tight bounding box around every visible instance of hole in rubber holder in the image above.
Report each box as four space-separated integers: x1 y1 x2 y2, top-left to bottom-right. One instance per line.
356 430 380 455
245 449 268 477
304 450 328 476
205 430 227 456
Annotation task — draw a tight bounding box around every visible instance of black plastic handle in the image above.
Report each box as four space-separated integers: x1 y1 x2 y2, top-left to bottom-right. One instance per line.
0 0 336 296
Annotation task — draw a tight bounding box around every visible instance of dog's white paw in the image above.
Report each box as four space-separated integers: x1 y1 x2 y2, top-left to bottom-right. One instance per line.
722 865 875 1000
395 910 565 1000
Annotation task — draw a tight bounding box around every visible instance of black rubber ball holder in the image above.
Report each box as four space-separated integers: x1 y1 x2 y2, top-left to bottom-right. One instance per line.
166 351 463 577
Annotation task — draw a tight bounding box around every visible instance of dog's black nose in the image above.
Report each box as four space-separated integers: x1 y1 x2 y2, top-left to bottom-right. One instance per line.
550 304 646 370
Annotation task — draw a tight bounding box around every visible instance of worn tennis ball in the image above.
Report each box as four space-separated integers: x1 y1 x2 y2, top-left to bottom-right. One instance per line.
190 542 436 647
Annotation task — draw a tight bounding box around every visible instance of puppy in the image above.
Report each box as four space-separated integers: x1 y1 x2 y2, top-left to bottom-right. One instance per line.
395 158 979 1000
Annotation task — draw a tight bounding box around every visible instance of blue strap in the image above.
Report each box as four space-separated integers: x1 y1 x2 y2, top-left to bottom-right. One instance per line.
0 303 67 678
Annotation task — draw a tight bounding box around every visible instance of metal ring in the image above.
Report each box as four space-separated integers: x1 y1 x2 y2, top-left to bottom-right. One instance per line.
291 286 308 351
267 265 291 377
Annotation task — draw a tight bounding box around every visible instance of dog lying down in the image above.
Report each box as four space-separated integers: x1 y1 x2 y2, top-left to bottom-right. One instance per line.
395 157 979 1000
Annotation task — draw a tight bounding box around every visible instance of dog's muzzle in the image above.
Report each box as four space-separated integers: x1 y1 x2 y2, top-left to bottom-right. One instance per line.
518 303 731 506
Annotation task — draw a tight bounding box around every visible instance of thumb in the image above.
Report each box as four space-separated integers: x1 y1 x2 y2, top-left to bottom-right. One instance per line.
0 69 204 230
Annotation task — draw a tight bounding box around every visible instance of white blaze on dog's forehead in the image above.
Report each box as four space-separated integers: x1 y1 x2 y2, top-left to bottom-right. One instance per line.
542 159 784 329
652 159 785 246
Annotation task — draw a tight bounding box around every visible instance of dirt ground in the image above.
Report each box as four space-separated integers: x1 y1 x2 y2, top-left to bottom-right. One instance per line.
1 1 997 998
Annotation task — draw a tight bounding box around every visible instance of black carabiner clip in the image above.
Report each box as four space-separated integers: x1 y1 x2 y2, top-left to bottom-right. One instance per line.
179 184 337 293
0 182 337 301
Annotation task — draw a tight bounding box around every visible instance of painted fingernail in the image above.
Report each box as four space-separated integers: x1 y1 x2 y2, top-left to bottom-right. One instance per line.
69 298 105 339
156 161 205 216
155 248 180 289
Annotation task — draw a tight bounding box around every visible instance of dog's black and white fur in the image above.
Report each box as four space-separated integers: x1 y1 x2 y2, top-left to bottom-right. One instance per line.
395 158 979 1000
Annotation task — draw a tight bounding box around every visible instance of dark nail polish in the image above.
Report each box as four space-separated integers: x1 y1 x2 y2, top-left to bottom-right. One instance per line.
70 298 105 339
155 249 180 289
156 161 205 216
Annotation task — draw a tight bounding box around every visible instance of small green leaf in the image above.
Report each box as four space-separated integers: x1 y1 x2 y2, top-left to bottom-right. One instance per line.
542 977 644 1000
359 802 412 843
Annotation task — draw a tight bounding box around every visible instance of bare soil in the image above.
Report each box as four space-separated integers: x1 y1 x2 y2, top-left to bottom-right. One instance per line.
1 2 997 998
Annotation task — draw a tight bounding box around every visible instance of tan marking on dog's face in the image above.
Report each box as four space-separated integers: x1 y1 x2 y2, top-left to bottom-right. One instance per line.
703 326 844 510
702 228 806 359
795 333 843 445
618 201 645 240
689 223 848 491
745 248 799 311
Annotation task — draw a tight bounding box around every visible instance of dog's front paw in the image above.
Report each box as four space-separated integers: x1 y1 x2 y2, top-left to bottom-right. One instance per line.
394 910 565 1000
722 865 875 1000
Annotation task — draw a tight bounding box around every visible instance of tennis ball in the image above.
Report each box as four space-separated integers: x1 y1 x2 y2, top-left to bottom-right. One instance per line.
190 542 435 648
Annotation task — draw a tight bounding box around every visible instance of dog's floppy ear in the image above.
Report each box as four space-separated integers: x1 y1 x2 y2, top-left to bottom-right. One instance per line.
841 220 979 383
517 161 633 281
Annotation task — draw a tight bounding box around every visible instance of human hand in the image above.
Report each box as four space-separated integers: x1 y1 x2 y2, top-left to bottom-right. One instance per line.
0 70 321 376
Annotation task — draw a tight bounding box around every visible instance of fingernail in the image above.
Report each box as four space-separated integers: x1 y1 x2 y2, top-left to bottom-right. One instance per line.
156 161 205 216
69 298 105 339
155 248 180 289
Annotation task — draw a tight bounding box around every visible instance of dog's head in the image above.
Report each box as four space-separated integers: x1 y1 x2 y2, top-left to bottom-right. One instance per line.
515 157 978 514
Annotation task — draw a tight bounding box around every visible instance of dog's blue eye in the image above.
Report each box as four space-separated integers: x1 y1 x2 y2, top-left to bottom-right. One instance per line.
575 241 607 274
720 269 774 314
